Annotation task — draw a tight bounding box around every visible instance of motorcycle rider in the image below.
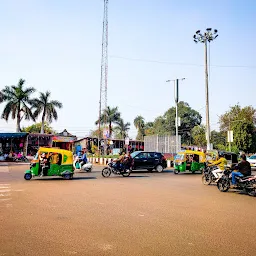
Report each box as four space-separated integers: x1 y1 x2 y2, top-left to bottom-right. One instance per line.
230 154 251 188
208 152 227 181
112 152 125 171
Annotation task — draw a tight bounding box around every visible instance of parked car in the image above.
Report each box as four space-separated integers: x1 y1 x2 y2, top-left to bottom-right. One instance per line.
130 151 167 172
247 155 256 168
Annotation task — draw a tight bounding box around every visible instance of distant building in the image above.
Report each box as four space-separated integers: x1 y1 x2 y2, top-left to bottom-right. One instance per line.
52 129 77 151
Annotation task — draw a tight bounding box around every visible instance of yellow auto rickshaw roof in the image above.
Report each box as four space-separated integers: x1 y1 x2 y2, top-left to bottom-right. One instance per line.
38 147 73 157
177 150 206 157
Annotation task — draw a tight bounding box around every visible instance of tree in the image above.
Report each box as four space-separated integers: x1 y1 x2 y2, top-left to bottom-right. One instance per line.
1 79 36 132
32 91 63 134
162 101 202 144
21 122 56 134
144 122 154 136
95 106 121 138
191 125 207 147
211 130 226 150
114 119 131 139
134 115 145 140
219 104 256 152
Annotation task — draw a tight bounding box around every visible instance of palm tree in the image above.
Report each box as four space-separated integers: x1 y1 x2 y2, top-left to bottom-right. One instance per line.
134 115 145 140
32 91 63 134
95 106 121 138
1 79 36 132
115 119 131 139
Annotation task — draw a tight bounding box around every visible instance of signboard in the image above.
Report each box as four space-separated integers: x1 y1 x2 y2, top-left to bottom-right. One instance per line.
52 136 74 143
227 131 233 143
125 137 129 145
103 128 110 139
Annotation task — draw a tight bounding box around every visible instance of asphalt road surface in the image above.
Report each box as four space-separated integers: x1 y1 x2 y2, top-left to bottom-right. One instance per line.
1 164 256 256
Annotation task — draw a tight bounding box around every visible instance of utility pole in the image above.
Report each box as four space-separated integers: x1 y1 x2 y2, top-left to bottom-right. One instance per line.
194 28 218 150
166 78 185 153
98 0 109 155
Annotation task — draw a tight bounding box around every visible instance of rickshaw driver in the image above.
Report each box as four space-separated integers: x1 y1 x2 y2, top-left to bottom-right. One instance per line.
39 152 52 177
208 152 227 181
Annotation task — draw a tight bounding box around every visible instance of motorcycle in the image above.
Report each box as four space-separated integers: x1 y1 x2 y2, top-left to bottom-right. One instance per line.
217 169 256 196
102 162 131 178
202 163 226 185
73 157 92 172
14 156 29 162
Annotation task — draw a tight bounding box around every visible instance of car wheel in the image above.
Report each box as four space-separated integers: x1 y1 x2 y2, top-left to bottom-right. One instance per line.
155 165 163 173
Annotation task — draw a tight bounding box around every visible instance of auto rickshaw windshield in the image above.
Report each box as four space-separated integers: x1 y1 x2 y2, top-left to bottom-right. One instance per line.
34 152 39 160
175 154 184 160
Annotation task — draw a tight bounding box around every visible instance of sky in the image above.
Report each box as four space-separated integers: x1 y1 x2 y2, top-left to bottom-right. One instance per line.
0 0 255 139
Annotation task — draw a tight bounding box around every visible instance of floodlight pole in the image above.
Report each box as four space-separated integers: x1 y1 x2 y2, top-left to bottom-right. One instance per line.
204 39 211 151
193 28 218 151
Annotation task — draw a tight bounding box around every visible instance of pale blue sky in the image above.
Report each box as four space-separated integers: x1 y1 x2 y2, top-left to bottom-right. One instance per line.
0 0 255 139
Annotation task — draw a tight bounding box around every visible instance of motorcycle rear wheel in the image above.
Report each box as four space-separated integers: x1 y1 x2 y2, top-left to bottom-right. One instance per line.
202 174 212 185
122 169 131 177
247 185 256 197
102 167 111 178
217 178 230 192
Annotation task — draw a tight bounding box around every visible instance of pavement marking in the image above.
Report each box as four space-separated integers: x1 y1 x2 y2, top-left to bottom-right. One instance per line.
0 177 12 208
0 189 11 193
0 193 11 197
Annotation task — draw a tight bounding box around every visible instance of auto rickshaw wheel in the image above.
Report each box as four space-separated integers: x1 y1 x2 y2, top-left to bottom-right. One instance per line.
24 173 32 180
174 169 179 174
63 173 72 180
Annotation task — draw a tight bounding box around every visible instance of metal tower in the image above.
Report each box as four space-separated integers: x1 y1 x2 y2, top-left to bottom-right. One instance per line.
98 0 109 153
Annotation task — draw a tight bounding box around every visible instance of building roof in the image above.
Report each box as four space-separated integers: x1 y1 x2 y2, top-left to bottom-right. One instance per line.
0 132 28 138
56 129 76 137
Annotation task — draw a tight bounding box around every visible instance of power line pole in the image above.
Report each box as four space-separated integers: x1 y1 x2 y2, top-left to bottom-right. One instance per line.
98 0 109 155
194 28 218 150
166 78 185 153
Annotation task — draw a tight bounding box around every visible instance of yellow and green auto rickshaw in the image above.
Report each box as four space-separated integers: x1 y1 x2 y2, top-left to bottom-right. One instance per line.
206 150 238 168
174 150 206 174
24 147 74 180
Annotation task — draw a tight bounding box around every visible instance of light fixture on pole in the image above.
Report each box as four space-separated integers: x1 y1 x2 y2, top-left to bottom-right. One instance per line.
166 78 185 153
193 28 218 150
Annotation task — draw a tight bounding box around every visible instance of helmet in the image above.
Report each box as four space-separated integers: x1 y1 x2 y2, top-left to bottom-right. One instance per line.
219 152 224 157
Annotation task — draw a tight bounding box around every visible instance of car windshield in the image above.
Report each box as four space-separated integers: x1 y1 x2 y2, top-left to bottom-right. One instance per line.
249 155 256 160
131 151 141 158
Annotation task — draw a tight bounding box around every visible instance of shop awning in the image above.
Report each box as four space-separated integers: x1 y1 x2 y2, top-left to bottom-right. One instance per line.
0 132 28 139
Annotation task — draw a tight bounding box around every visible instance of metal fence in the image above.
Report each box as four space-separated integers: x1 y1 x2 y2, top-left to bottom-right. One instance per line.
144 135 181 154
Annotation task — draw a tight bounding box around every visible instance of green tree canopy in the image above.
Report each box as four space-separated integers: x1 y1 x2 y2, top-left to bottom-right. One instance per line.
134 115 145 140
95 106 121 138
191 125 206 147
114 119 130 139
21 122 56 134
1 79 36 132
219 104 256 152
32 91 63 134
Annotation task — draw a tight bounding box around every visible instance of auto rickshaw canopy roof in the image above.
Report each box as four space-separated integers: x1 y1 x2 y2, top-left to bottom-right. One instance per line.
177 150 206 161
38 147 73 165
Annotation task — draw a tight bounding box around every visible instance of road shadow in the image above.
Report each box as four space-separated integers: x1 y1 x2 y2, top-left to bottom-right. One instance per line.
32 176 97 181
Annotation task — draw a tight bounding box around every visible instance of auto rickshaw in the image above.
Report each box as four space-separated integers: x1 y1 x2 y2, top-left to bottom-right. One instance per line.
206 150 238 168
24 147 74 180
174 150 206 174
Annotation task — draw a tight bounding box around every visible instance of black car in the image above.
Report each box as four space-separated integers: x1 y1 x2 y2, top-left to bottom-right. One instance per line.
130 151 167 172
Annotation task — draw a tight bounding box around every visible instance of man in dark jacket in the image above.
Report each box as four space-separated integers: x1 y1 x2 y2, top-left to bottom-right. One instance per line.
231 154 251 188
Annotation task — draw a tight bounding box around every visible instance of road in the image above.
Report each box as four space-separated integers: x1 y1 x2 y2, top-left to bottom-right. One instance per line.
1 164 256 256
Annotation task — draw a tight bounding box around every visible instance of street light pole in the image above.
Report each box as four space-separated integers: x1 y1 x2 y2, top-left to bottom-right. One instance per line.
194 28 218 150
166 78 185 153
